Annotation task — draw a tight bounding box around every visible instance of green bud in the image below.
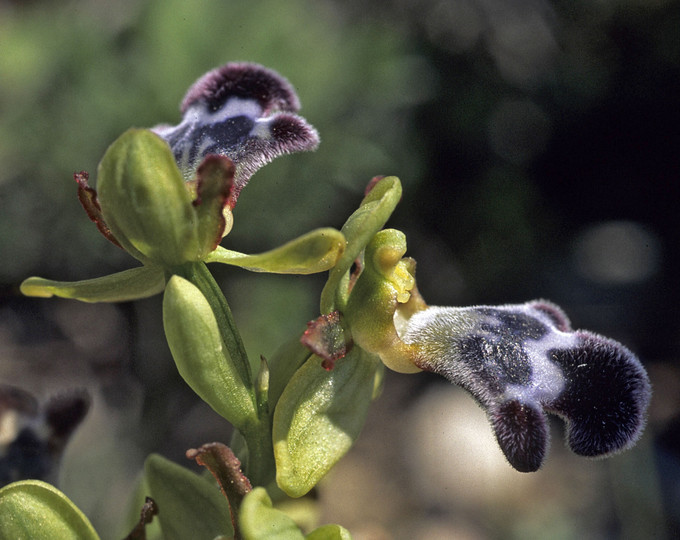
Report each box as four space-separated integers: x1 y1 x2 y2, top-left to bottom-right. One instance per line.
163 275 256 430
273 349 379 498
0 480 99 540
144 454 233 540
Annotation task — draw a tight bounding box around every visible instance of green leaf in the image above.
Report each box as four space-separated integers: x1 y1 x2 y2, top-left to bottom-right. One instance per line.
320 176 402 313
0 480 99 540
239 487 304 540
306 524 353 540
97 129 200 266
144 454 233 540
163 274 256 430
273 349 378 498
20 265 165 303
206 228 345 274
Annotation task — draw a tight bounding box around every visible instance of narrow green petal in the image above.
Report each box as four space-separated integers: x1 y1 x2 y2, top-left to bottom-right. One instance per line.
320 177 402 313
0 480 99 540
20 266 165 303
206 228 345 274
239 487 305 540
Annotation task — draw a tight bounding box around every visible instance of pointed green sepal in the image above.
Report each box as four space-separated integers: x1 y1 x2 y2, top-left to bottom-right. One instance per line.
320 177 402 313
0 480 99 540
144 454 233 540
163 274 256 430
206 228 345 274
273 349 379 498
239 487 305 540
306 524 353 540
97 129 200 266
20 265 165 303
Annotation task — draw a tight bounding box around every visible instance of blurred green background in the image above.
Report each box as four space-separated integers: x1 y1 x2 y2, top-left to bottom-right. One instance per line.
1 0 679 538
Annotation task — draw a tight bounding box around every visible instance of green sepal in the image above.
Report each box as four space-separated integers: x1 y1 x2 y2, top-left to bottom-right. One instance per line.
206 228 345 274
306 524 353 540
239 487 305 540
0 480 99 540
20 265 165 303
144 454 233 540
97 129 199 267
273 349 378 498
163 274 256 430
320 177 402 313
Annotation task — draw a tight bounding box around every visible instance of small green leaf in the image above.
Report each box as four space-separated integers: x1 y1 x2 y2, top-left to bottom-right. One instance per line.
239 487 304 540
0 480 99 540
306 524 353 540
144 454 233 540
163 275 256 430
320 177 402 313
97 129 200 266
206 228 345 274
20 265 165 303
273 349 378 498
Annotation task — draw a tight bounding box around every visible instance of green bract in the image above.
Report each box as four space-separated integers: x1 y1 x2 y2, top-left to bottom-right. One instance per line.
273 348 379 498
144 454 233 540
0 480 99 540
163 274 256 431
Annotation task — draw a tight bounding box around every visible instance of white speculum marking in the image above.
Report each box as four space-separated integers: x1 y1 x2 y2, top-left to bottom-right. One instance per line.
153 97 274 176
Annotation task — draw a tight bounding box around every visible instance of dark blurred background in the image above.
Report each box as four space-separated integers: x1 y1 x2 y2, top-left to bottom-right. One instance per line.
1 0 678 538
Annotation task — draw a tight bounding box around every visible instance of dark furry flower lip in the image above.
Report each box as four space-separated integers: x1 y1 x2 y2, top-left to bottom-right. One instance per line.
152 62 319 202
403 300 651 472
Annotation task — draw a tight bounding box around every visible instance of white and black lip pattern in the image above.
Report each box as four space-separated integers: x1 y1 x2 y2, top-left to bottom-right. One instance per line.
152 62 319 201
403 301 651 472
